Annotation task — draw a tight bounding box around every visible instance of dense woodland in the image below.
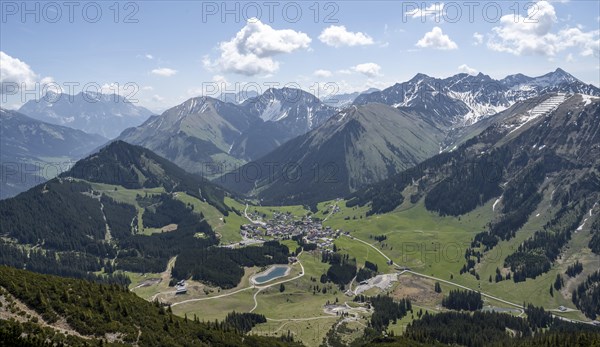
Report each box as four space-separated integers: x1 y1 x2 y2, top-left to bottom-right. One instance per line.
223 312 267 334
401 307 600 347
0 174 287 291
353 295 412 332
0 180 110 256
0 242 130 286
356 261 379 282
115 193 218 273
101 194 137 240
566 260 584 277
172 241 290 288
424 149 508 216
441 289 483 311
505 202 586 282
590 216 600 254
141 193 192 228
572 270 600 319
321 252 357 287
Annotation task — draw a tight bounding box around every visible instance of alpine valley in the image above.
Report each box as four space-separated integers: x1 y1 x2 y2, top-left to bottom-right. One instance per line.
2 69 600 347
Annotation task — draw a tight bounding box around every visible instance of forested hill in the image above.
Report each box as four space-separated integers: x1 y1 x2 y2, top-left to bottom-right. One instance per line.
0 266 301 347
348 94 600 284
348 94 599 217
63 140 230 214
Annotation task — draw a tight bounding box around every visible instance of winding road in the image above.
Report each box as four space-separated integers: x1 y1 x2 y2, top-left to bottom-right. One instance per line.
171 251 305 309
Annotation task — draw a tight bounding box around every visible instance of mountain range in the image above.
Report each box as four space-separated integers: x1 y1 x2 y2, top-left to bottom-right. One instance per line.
116 88 337 176
7 69 598 205
19 91 154 138
354 68 600 127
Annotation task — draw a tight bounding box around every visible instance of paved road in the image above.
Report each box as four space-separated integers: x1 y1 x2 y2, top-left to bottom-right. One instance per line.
244 203 267 226
341 234 391 263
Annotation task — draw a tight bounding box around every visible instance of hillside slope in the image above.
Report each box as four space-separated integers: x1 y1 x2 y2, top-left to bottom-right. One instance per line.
0 108 108 199
0 266 300 347
220 103 444 206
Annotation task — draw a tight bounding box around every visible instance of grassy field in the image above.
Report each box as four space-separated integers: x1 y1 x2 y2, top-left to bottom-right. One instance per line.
176 193 246 244
172 289 257 322
225 197 310 219
323 199 494 279
333 236 391 272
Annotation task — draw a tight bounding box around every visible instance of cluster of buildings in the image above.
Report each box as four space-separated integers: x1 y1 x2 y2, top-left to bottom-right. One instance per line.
240 208 343 252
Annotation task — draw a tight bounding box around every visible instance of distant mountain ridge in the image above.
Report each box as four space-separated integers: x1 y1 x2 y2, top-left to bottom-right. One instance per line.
322 88 380 108
0 108 107 199
19 91 154 138
354 68 600 127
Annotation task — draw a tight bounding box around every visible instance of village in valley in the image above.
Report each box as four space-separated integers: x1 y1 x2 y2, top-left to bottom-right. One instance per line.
238 202 344 252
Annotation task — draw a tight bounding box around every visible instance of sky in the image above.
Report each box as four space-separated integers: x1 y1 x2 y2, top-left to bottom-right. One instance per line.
1 0 599 112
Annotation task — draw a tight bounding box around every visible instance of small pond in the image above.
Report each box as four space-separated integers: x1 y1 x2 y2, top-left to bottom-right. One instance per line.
253 265 289 284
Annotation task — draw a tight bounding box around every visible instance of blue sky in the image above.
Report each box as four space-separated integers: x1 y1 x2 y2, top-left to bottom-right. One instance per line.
1 0 599 112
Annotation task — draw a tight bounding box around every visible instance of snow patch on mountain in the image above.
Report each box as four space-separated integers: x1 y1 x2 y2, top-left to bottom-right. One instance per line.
508 94 568 134
259 99 283 121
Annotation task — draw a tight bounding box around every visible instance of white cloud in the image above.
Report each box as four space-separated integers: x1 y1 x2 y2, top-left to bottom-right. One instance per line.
458 64 478 75
416 27 458 50
40 76 54 85
314 69 333 78
212 74 228 84
151 68 178 77
338 69 352 75
211 75 231 93
566 53 575 62
487 1 599 57
145 54 154 60
473 32 484 45
152 94 165 102
318 25 374 47
205 18 311 76
352 63 382 77
0 51 38 94
405 2 444 21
